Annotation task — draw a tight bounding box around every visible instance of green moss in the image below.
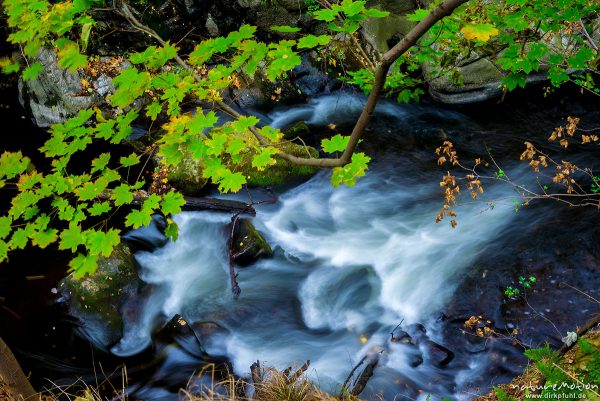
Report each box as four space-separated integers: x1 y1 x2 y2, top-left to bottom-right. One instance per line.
243 142 319 187
165 152 210 194
62 243 138 329
283 121 311 139
165 141 319 193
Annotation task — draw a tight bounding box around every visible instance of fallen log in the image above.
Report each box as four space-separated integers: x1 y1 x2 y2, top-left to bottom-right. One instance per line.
182 196 255 215
0 337 36 401
98 190 255 216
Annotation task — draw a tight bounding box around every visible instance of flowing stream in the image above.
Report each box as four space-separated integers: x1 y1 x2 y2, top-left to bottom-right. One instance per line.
3 91 598 401
108 93 587 401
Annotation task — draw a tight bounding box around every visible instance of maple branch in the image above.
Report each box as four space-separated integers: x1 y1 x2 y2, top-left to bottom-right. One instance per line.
118 0 469 168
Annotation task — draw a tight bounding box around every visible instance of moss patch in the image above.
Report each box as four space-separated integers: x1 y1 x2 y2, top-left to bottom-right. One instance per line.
61 243 139 331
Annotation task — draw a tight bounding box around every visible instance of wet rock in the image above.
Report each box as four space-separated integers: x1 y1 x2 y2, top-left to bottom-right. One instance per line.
122 214 168 252
422 340 454 367
60 243 141 348
205 13 220 37
390 330 414 345
409 354 423 368
19 48 95 127
232 219 273 266
292 55 330 97
361 12 416 54
283 120 311 139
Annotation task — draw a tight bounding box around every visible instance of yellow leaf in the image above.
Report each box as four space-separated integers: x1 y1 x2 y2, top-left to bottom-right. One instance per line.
460 23 499 41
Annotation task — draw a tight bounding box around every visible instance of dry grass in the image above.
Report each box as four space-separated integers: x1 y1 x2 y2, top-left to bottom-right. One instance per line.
180 364 344 401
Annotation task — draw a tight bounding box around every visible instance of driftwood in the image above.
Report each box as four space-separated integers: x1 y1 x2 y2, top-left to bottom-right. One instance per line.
98 190 256 216
0 337 36 400
227 190 277 299
340 353 380 398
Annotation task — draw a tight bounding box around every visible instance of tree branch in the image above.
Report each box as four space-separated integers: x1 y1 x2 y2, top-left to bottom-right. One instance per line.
117 0 469 168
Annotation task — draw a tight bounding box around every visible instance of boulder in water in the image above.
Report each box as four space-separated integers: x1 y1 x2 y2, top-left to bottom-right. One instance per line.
163 139 319 194
232 219 273 266
60 243 141 348
421 340 454 367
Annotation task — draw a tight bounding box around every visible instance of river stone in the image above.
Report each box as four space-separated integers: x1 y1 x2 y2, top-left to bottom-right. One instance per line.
361 14 416 54
19 48 94 128
421 340 454 367
424 57 505 104
60 243 140 348
232 218 273 266
205 13 220 37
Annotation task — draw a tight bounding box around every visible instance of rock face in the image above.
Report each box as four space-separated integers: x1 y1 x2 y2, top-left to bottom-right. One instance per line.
361 0 417 54
424 18 600 104
19 48 95 127
232 218 273 266
60 243 141 349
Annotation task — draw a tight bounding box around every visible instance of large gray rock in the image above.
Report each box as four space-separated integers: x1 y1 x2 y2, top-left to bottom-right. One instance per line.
19 48 95 127
361 0 417 54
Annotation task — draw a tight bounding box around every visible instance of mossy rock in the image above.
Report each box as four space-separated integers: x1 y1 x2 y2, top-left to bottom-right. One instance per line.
61 243 140 346
164 141 319 194
283 121 311 140
241 142 319 187
232 219 273 266
165 152 210 194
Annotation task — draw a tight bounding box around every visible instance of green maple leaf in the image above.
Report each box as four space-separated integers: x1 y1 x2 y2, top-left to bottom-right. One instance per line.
0 216 11 240
164 221 179 241
69 253 99 278
120 153 140 167
202 158 227 180
218 170 246 193
0 151 31 179
160 191 186 216
206 133 228 156
55 38 87 72
88 201 111 216
406 9 428 22
91 153 110 173
86 229 120 257
331 152 371 188
252 147 278 171
75 180 106 201
22 62 44 80
322 134 350 153
188 110 218 134
231 116 259 132
0 241 7 262
59 225 84 252
125 208 152 228
271 25 301 33
146 101 162 121
297 35 331 49
10 227 32 250
112 184 133 206
227 137 246 157
257 126 282 142
31 228 58 248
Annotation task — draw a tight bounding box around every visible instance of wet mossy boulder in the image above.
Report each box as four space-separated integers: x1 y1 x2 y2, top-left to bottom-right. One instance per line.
60 243 141 348
164 141 319 194
232 219 273 266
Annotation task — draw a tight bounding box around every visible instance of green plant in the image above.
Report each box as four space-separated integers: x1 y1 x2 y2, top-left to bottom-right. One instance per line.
304 0 320 15
504 275 536 299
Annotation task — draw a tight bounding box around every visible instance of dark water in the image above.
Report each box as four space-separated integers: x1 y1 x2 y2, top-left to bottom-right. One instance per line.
1 84 599 401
